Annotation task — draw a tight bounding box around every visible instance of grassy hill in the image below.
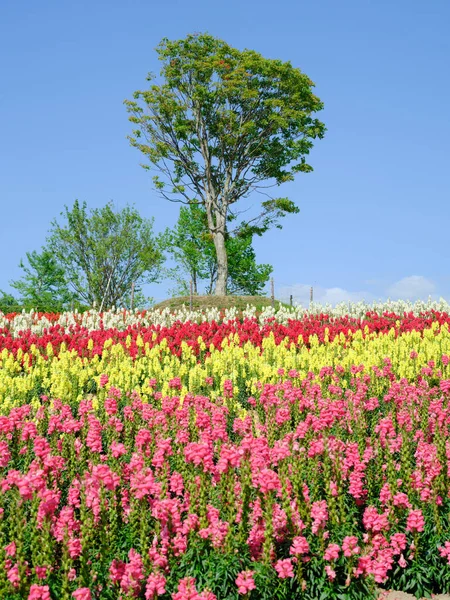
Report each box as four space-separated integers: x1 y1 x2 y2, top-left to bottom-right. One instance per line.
152 295 287 312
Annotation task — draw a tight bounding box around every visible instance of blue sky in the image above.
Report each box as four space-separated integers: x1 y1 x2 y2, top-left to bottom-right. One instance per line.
1 0 449 306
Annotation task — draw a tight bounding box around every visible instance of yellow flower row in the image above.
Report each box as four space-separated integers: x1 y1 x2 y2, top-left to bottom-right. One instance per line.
0 322 448 412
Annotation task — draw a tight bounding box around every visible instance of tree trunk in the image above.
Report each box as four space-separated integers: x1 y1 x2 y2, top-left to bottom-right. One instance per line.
213 229 228 296
204 193 228 296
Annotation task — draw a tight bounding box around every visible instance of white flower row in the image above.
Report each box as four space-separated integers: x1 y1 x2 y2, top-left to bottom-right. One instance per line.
0 297 449 337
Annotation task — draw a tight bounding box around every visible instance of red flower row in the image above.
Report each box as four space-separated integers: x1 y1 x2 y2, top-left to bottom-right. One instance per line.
1 311 449 359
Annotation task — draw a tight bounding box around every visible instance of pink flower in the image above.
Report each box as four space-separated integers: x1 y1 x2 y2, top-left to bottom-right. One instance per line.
110 441 127 458
379 483 391 504
68 537 82 559
363 506 390 533
91 464 119 490
5 541 16 556
439 541 450 564
72 588 92 600
104 398 118 415
325 565 336 581
169 377 182 390
390 533 407 554
99 374 109 388
406 509 425 533
7 563 20 587
172 533 188 556
324 543 340 561
235 570 256 595
329 481 338 497
53 506 79 542
223 379 233 398
290 536 309 555
311 500 328 533
170 472 184 495
28 585 51 600
35 566 48 580
0 440 11 467
274 558 294 579
130 468 162 499
85 415 103 453
354 555 371 578
440 379 450 393
184 442 214 472
145 573 166 599
148 545 168 570
109 559 125 583
393 493 411 509
342 536 360 557
120 549 144 594
254 468 281 494
172 576 199 600
370 556 393 583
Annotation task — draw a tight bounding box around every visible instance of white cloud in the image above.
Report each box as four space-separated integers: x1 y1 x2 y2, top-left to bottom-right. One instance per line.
277 283 375 307
320 287 374 305
386 275 436 301
278 275 439 306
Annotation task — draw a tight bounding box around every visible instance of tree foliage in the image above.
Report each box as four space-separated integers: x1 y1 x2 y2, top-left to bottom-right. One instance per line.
225 233 272 296
126 33 325 294
9 248 76 312
48 200 164 310
0 249 77 314
0 292 22 314
164 204 211 295
166 203 272 296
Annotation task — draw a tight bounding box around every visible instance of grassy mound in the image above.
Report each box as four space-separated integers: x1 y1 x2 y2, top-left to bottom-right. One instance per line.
152 295 285 312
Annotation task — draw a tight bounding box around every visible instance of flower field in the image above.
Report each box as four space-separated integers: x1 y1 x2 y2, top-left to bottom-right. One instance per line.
1 303 450 599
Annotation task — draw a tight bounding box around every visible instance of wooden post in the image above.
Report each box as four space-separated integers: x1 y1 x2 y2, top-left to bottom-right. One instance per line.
190 279 193 311
130 282 135 311
271 278 275 308
310 286 313 306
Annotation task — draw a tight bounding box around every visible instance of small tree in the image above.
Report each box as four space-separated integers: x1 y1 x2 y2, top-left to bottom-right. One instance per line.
0 292 21 314
221 232 272 296
166 203 272 296
8 248 76 312
126 33 325 295
48 201 164 310
164 203 212 294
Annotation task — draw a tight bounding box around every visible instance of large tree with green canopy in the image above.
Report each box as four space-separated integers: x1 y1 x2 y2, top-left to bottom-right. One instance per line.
125 33 325 295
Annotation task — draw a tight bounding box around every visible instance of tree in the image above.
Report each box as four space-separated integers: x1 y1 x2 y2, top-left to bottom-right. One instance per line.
126 33 325 295
8 248 76 312
164 203 211 295
166 203 272 296
220 232 272 296
48 200 164 310
0 292 21 314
